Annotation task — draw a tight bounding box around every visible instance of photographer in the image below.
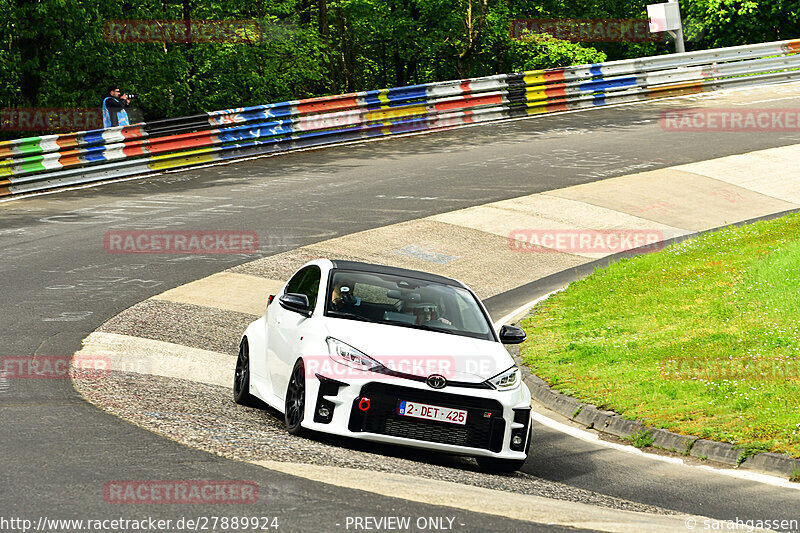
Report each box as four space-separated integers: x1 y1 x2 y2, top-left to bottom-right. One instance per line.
101 85 134 128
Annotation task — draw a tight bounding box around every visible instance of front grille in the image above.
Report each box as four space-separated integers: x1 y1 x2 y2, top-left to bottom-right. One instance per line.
348 383 505 451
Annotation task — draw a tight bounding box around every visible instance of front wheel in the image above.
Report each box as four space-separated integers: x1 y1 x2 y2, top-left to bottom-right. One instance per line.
233 338 259 407
284 358 307 436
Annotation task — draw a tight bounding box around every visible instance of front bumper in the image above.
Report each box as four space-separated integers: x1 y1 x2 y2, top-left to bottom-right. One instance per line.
302 372 532 460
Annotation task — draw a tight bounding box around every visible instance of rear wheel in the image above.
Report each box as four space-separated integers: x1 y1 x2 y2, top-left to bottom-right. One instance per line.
233 338 259 407
285 359 307 436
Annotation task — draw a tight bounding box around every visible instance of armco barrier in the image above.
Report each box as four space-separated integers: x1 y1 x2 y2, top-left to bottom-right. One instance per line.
2 38 800 198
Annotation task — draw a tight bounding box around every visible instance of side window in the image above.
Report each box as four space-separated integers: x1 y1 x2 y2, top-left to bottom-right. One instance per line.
285 266 322 309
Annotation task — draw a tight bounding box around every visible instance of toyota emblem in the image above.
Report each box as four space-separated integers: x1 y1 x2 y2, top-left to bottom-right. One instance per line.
426 374 447 389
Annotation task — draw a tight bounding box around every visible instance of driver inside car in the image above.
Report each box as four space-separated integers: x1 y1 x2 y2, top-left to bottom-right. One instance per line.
415 304 452 326
331 282 361 311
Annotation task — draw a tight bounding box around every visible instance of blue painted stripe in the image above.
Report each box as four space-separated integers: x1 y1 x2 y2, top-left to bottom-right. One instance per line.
579 77 638 92
82 131 106 146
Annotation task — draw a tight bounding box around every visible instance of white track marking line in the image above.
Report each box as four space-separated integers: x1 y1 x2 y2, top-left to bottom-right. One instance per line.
533 411 800 490
733 95 800 105
493 288 564 327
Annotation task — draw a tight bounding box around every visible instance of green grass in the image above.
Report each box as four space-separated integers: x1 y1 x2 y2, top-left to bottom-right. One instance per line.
627 430 654 449
520 212 800 457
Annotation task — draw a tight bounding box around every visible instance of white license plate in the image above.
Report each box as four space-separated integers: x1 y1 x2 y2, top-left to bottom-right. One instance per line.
398 401 467 425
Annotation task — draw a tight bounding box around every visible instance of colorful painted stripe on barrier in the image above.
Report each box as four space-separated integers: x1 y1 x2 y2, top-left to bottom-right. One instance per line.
2 38 800 198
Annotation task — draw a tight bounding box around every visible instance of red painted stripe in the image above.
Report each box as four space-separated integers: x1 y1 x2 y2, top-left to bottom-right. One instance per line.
297 96 359 115
545 86 567 98
787 40 800 53
0 147 12 159
546 102 569 112
148 131 216 154
55 135 81 150
434 94 502 111
544 70 566 83
123 142 150 157
121 125 146 140
59 154 81 167
460 81 472 94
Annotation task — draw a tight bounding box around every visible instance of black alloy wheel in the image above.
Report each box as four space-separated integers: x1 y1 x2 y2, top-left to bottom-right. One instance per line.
285 358 307 436
233 338 258 407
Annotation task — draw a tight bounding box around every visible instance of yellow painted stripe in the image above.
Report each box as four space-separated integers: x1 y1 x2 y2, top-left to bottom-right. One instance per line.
0 165 11 178
525 87 548 102
523 72 545 85
377 89 391 105
150 147 215 161
366 105 426 122
148 151 216 171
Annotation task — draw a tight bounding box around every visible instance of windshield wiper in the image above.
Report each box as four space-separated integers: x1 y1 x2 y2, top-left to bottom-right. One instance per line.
383 320 443 333
327 310 380 323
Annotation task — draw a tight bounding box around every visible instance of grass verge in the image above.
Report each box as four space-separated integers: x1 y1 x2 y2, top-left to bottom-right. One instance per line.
520 212 800 457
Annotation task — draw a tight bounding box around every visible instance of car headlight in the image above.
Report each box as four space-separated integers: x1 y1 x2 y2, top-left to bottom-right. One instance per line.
326 337 381 372
488 366 521 390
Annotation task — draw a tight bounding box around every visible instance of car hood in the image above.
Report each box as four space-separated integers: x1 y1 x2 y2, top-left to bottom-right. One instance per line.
321 317 514 382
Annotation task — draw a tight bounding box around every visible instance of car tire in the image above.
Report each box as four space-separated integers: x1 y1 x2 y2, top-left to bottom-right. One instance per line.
233 338 259 407
285 358 307 436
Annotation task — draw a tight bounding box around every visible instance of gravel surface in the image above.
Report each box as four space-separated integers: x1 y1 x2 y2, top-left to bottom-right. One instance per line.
228 247 375 280
74 371 676 516
99 299 255 356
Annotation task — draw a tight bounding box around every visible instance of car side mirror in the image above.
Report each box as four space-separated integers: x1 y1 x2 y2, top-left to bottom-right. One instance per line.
499 324 526 344
279 293 312 317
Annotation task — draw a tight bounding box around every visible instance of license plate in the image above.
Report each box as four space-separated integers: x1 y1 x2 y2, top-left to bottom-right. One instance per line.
398 400 467 425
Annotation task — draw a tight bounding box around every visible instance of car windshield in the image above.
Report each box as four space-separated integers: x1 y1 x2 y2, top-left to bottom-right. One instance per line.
325 270 494 341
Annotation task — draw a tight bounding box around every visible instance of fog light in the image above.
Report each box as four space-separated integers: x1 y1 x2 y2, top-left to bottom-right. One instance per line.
512 435 523 447
318 406 331 418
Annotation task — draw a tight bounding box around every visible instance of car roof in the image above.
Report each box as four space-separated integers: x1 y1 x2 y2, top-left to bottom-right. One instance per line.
329 260 466 288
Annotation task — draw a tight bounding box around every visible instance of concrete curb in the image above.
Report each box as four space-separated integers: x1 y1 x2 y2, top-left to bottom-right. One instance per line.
509 330 800 481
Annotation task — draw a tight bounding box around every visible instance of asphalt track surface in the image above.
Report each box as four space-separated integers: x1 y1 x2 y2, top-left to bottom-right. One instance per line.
2 84 800 530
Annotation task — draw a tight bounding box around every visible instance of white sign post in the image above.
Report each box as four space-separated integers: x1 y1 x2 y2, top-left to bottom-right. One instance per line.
647 0 685 53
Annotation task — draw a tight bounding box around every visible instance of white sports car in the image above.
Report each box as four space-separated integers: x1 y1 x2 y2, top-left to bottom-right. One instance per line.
234 259 533 472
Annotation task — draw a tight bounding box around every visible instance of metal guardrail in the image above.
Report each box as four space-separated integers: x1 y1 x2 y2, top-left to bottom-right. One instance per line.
2 38 799 198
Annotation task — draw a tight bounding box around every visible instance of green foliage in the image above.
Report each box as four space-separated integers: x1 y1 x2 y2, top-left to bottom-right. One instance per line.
627 430 654 449
508 34 606 71
1 0 797 139
734 443 772 466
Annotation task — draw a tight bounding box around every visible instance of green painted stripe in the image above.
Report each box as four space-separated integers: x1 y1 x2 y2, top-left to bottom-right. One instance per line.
17 158 47 174
16 138 44 156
